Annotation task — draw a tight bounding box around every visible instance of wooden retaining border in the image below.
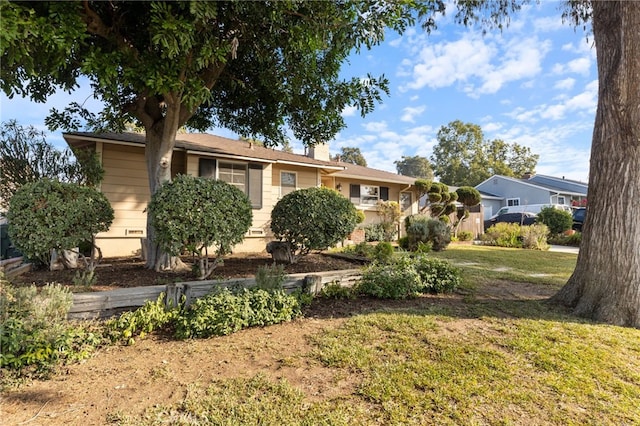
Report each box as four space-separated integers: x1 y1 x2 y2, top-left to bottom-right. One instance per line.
68 268 362 320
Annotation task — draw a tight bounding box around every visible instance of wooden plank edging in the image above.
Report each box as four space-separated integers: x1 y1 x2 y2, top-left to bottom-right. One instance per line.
68 268 363 320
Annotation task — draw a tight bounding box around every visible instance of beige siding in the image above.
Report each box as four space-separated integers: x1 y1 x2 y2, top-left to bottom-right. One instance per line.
97 145 150 253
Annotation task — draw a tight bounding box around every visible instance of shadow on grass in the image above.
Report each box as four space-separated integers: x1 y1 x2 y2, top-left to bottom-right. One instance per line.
303 281 590 326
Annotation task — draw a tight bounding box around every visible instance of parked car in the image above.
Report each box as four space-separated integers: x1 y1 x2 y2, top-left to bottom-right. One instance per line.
484 212 537 230
572 207 586 231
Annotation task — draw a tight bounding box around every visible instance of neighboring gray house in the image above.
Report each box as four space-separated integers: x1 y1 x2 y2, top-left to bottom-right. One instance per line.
476 174 588 219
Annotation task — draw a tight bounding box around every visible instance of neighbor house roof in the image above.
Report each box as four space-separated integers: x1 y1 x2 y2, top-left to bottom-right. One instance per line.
476 174 588 197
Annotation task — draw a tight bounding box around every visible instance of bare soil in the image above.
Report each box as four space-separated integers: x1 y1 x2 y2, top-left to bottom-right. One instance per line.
12 252 364 291
1 254 555 426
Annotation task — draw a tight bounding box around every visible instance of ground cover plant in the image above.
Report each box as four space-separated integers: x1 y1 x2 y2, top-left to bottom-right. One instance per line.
3 246 639 426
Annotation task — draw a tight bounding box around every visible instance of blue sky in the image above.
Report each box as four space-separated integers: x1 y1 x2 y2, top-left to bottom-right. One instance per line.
0 1 595 183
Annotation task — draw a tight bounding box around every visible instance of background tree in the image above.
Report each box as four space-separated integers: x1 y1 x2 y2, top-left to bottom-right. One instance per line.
394 155 434 180
1 1 430 271
334 147 367 167
0 120 103 209
431 120 539 186
147 175 252 280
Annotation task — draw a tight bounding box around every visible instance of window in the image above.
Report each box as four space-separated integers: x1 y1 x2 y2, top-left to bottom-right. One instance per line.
557 196 566 205
507 198 520 207
219 162 247 192
280 171 297 197
400 192 412 212
349 184 390 206
198 158 262 209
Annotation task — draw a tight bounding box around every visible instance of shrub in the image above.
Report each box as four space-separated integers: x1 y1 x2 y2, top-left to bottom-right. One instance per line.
548 232 582 247
357 255 461 299
0 282 102 374
398 236 409 250
7 178 114 267
104 294 178 345
521 224 550 250
482 223 549 250
148 175 252 279
320 281 356 299
357 257 422 299
414 256 461 293
341 241 374 258
457 231 473 241
537 207 573 235
376 200 401 241
405 215 451 251
271 187 358 263
372 242 395 263
255 264 286 291
363 223 386 242
482 222 522 248
174 287 301 339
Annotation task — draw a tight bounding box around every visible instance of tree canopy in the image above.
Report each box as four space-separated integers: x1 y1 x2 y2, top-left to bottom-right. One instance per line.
0 120 103 209
334 147 367 167
395 155 434 180
0 0 444 269
431 120 539 186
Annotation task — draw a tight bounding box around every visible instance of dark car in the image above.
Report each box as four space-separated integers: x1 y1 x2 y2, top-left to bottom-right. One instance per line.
484 212 537 230
572 207 586 231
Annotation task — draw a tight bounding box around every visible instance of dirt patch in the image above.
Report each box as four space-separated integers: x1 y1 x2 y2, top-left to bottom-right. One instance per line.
12 252 361 291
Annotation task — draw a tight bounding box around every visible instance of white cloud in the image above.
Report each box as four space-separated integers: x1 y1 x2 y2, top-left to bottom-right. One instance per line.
400 105 426 123
341 105 358 117
553 57 592 76
400 32 550 97
362 121 388 132
554 78 576 90
533 16 565 32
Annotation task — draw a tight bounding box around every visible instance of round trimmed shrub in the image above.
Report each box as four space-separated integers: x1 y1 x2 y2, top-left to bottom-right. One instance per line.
7 178 113 265
536 207 573 234
270 187 358 263
414 256 461 293
148 175 252 278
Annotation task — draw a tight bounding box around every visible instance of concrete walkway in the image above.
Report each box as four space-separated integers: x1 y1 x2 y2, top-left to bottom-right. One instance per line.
549 245 579 254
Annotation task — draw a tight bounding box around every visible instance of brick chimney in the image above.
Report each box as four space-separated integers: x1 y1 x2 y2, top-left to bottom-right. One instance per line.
308 143 330 161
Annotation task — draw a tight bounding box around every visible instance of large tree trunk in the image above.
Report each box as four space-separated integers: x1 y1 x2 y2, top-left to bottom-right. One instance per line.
551 2 640 327
143 98 188 271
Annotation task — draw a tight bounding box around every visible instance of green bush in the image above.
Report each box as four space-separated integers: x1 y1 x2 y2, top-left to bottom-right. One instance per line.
536 207 573 234
398 236 409 250
482 223 549 250
341 241 374 258
405 215 451 251
7 178 113 266
414 257 461 293
372 242 395 263
174 288 301 339
255 264 286 291
457 231 473 241
357 255 461 299
271 187 358 262
148 175 253 279
363 223 386 242
521 224 550 250
319 282 356 299
482 223 522 248
0 282 102 374
104 294 178 345
358 257 422 299
548 232 582 247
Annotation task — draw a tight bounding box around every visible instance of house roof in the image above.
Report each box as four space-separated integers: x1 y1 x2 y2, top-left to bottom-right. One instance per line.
63 132 416 185
331 161 416 185
64 131 343 171
476 174 588 197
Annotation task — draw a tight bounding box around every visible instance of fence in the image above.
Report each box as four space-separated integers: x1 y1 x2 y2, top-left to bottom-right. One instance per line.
68 268 362 320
